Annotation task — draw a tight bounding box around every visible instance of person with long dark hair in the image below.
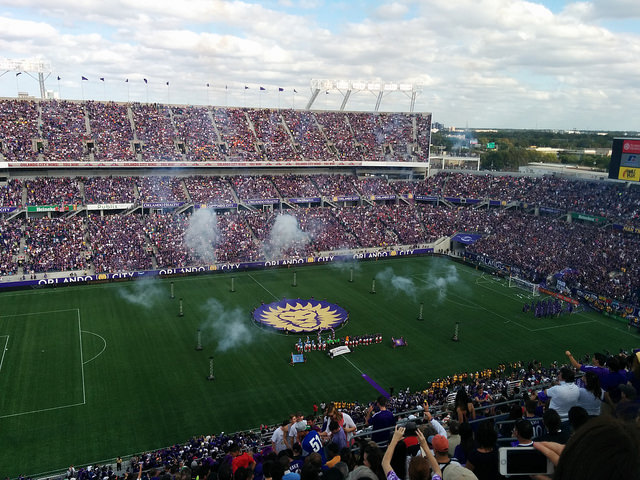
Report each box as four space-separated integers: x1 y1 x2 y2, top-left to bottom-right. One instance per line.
577 370 604 416
465 422 504 480
455 388 476 424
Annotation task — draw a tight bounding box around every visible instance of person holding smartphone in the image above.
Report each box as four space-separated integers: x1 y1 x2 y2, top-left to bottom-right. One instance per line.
382 426 443 480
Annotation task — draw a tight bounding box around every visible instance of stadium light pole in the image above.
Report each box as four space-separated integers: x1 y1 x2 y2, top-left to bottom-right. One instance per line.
307 79 422 112
0 58 52 99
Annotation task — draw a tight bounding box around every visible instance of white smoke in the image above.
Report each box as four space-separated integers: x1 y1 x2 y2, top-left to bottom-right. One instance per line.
425 264 461 303
375 267 418 299
184 209 221 262
263 214 310 260
119 277 164 308
201 298 254 352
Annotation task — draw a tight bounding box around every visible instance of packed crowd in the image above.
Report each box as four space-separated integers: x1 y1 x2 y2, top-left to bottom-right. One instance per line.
0 217 21 276
131 104 180 162
270 175 321 199
467 215 640 305
172 106 224 163
0 179 23 206
40 100 88 162
137 176 187 203
24 177 83 206
248 109 301 163
84 176 137 204
86 101 136 162
0 99 39 161
22 217 88 273
315 112 363 163
88 214 152 273
183 176 237 205
282 110 334 162
50 348 640 480
2 172 640 306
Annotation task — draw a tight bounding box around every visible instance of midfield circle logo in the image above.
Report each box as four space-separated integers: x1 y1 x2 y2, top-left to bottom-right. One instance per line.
254 298 348 332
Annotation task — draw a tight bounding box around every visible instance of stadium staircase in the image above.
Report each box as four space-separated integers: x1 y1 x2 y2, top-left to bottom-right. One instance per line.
175 179 193 214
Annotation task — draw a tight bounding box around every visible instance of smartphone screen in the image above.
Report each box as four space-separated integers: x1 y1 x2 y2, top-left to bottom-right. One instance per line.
499 447 553 475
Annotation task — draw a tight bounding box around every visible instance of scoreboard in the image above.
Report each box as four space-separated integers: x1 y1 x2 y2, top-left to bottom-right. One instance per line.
609 138 640 182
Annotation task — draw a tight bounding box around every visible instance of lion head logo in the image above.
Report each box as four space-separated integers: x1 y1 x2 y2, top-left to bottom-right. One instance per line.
254 299 348 332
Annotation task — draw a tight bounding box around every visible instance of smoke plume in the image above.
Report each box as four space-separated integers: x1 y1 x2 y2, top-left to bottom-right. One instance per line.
375 267 418 299
263 214 310 260
119 277 164 308
184 208 221 262
201 298 254 352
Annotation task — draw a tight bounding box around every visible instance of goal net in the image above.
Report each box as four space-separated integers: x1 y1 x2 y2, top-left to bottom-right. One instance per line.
508 275 540 296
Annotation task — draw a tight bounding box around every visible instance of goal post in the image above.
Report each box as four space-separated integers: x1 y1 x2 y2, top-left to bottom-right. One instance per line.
508 275 540 296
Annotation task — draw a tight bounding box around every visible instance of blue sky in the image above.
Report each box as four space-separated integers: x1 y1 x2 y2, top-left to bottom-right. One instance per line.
0 0 639 130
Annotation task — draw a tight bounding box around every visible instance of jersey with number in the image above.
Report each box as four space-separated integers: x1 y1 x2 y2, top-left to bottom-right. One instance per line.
301 430 326 463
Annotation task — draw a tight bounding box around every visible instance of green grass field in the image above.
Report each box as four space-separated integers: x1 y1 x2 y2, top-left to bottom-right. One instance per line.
0 256 637 477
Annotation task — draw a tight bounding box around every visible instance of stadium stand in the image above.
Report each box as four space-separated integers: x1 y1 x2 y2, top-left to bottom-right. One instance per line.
2 170 640 306
3 99 640 479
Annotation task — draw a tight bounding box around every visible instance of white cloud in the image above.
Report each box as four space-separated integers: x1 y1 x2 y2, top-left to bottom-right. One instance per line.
0 0 638 129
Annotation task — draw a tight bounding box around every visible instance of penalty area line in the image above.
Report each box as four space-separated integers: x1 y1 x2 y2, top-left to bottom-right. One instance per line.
529 320 597 331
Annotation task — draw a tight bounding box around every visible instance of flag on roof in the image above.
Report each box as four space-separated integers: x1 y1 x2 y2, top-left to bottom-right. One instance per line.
278 87 284 92
125 78 129 83
16 72 21 77
143 78 148 84
100 77 104 81
57 76 61 81
166 81 169 86
82 76 88 81
260 86 266 91
245 86 249 89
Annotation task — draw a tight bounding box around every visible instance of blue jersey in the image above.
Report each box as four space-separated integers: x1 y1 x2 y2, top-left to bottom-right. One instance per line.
301 430 326 463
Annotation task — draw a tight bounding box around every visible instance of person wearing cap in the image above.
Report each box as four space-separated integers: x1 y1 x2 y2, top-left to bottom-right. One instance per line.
431 434 462 476
296 418 326 463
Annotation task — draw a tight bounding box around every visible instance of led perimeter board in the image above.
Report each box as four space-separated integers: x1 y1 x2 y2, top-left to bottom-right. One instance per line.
610 138 640 182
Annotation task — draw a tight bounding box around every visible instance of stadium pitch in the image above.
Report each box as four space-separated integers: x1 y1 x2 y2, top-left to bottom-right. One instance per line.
0 255 636 477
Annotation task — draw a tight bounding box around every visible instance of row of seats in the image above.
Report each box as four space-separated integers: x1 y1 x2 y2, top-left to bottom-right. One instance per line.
2 203 639 306
2 173 639 227
0 99 430 163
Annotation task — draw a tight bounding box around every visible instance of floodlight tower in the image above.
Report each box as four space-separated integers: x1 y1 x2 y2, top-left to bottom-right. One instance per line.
306 79 422 111
0 58 52 99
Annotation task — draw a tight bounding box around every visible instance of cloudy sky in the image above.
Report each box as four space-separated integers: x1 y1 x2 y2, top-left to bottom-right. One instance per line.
0 0 639 130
